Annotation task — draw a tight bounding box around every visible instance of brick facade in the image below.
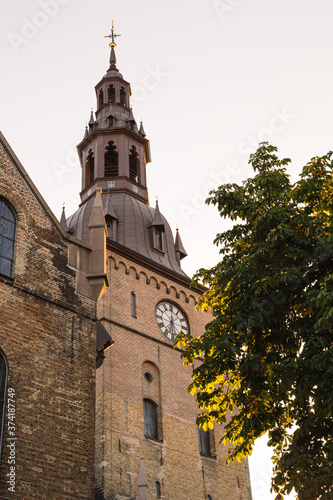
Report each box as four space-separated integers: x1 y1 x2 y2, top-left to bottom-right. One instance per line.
0 135 107 499
96 252 251 500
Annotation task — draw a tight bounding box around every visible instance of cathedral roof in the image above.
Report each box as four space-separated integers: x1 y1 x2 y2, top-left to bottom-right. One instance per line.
67 193 188 278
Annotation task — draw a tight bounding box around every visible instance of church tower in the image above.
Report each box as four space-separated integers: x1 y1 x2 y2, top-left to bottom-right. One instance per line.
67 24 252 500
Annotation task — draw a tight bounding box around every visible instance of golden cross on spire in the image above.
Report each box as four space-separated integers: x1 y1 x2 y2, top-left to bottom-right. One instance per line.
104 21 121 48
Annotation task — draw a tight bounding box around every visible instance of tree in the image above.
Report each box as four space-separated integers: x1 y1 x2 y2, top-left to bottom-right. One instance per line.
176 143 333 500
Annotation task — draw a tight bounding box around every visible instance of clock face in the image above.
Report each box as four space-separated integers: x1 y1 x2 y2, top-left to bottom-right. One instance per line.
155 301 189 341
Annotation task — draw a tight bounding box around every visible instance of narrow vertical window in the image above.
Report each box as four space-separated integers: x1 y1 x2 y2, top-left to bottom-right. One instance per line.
0 351 8 457
198 427 212 456
105 141 119 177
131 292 137 317
207 496 212 500
85 150 94 187
143 399 158 440
108 84 115 103
156 481 161 498
99 89 104 108
106 218 113 239
108 116 114 128
129 146 140 182
155 229 162 251
0 197 16 278
120 86 126 105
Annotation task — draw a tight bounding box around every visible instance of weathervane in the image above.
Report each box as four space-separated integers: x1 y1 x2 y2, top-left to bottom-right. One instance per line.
104 21 121 48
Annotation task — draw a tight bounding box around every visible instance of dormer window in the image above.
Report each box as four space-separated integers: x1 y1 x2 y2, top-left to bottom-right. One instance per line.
104 141 118 177
105 215 116 240
120 87 126 105
99 89 104 108
108 116 114 128
85 149 94 188
108 84 115 103
154 229 163 251
106 218 113 238
151 201 165 253
129 146 140 183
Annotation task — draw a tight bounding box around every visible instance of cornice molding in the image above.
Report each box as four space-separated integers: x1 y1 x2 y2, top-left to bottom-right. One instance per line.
107 240 205 294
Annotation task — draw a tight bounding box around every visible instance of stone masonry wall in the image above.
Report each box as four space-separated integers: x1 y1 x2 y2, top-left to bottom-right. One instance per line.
0 140 97 499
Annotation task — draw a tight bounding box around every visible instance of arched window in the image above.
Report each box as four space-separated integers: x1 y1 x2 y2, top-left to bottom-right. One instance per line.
0 350 8 456
143 399 158 440
104 142 119 177
129 146 140 183
85 149 94 187
156 481 161 499
0 197 16 278
108 116 114 128
120 87 126 105
207 496 212 500
198 427 213 456
99 89 104 108
108 84 115 103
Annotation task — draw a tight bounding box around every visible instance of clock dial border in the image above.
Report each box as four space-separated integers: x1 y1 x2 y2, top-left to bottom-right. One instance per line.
155 301 189 341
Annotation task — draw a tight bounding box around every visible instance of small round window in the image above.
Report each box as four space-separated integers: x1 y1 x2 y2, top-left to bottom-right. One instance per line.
144 372 153 383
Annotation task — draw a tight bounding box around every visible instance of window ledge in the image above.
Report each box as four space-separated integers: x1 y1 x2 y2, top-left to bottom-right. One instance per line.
0 273 14 283
144 435 163 443
200 453 216 459
152 247 165 256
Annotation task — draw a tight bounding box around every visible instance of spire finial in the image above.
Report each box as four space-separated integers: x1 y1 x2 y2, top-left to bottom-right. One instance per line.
104 21 121 49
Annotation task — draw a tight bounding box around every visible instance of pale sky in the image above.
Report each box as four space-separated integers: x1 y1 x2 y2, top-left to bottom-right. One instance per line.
2 1 333 498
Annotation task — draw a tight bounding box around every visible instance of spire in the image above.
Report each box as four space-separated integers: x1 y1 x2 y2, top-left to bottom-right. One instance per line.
84 124 88 139
127 109 138 132
89 110 95 132
89 188 105 229
138 457 148 500
89 110 95 125
139 121 146 137
104 192 118 220
109 47 118 70
150 200 165 231
76 24 151 206
60 205 68 231
104 21 121 71
175 228 187 263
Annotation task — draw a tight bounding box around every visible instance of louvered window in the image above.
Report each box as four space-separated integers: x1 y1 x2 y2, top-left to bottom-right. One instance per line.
0 197 16 278
85 150 95 187
120 86 126 105
129 146 139 182
104 141 118 177
99 89 104 108
108 85 115 103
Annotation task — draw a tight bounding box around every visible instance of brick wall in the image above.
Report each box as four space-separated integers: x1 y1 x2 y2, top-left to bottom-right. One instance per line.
0 140 98 499
96 252 251 500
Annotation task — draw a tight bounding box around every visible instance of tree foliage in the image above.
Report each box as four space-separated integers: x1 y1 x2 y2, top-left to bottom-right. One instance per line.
176 143 333 499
